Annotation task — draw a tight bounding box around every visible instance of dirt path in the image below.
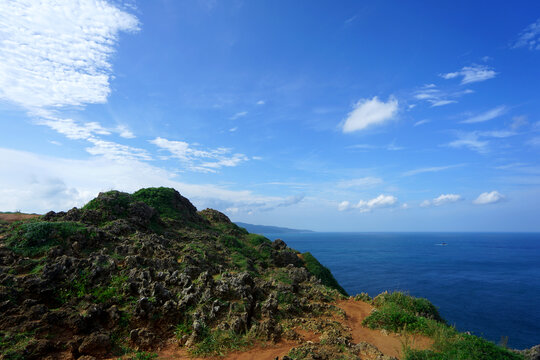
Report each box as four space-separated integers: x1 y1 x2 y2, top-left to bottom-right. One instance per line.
337 299 433 359
0 213 40 223
153 299 432 360
156 329 319 360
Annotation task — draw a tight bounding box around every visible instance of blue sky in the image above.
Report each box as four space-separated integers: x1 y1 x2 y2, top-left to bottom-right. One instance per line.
1 0 540 231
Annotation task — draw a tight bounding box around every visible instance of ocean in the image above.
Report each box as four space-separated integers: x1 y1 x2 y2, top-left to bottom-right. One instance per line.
261 232 540 350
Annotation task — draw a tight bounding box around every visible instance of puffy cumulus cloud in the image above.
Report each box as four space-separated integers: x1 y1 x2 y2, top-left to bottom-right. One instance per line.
150 137 249 173
338 194 398 213
0 0 139 110
473 191 505 205
440 64 497 84
421 194 462 207
0 147 295 214
342 96 398 133
513 18 540 50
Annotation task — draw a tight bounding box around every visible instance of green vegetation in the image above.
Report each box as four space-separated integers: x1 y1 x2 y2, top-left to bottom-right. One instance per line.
372 291 444 322
128 352 158 360
0 331 34 360
6 221 89 257
302 252 348 296
174 321 193 338
83 190 132 217
404 333 524 360
133 187 190 221
361 292 523 360
362 292 444 335
190 326 253 357
58 271 130 304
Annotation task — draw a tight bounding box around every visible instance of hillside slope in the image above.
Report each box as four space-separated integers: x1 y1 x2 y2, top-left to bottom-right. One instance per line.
0 188 529 360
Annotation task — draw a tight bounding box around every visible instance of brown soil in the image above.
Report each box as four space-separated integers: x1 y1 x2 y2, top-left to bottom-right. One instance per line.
154 329 320 360
151 299 432 360
337 299 433 359
0 213 40 223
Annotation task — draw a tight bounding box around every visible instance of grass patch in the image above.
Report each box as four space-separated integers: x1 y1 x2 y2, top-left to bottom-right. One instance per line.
6 221 89 257
190 326 252 357
404 333 524 360
301 252 348 296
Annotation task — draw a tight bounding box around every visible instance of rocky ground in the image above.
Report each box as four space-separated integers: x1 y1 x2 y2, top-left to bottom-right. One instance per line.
0 188 536 360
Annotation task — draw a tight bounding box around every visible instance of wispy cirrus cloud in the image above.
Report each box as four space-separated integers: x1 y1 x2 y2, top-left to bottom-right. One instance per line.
337 177 383 189
402 164 463 177
461 106 506 124
342 96 398 133
230 111 248 120
414 84 472 107
447 133 489 153
512 18 540 50
440 64 497 84
420 194 462 207
150 137 249 173
338 194 398 212
446 129 517 154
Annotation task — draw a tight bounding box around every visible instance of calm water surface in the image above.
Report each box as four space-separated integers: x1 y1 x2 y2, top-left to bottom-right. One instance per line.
262 232 540 349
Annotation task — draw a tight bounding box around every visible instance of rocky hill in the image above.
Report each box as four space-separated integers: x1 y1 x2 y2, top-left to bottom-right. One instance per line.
0 188 532 360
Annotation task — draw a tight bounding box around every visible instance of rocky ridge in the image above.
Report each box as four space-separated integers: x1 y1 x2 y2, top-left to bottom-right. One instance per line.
0 187 535 360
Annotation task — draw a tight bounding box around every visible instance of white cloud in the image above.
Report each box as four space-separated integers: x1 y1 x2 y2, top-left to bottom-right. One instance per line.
473 191 504 205
37 117 111 140
447 133 489 153
414 85 471 107
402 164 463 177
479 130 516 138
230 111 248 120
440 64 497 84
337 177 383 189
0 0 139 110
342 96 398 133
430 100 457 107
510 115 528 130
0 147 291 214
338 194 398 212
150 137 249 173
256 100 265 105
461 106 506 124
348 143 404 151
86 138 151 161
421 194 462 207
116 125 136 139
527 137 540 147
414 119 430 127
229 127 238 132
513 18 540 50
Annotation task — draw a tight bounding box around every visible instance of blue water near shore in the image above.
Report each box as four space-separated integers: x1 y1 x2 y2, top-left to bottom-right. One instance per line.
262 232 540 349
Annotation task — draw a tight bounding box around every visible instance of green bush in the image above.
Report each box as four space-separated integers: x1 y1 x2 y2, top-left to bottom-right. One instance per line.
362 303 431 334
373 291 444 322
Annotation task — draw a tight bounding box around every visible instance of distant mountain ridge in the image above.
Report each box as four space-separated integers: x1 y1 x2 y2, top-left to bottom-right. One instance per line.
235 222 314 234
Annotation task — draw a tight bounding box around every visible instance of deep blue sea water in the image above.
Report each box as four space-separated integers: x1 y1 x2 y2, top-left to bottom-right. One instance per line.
262 232 540 349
